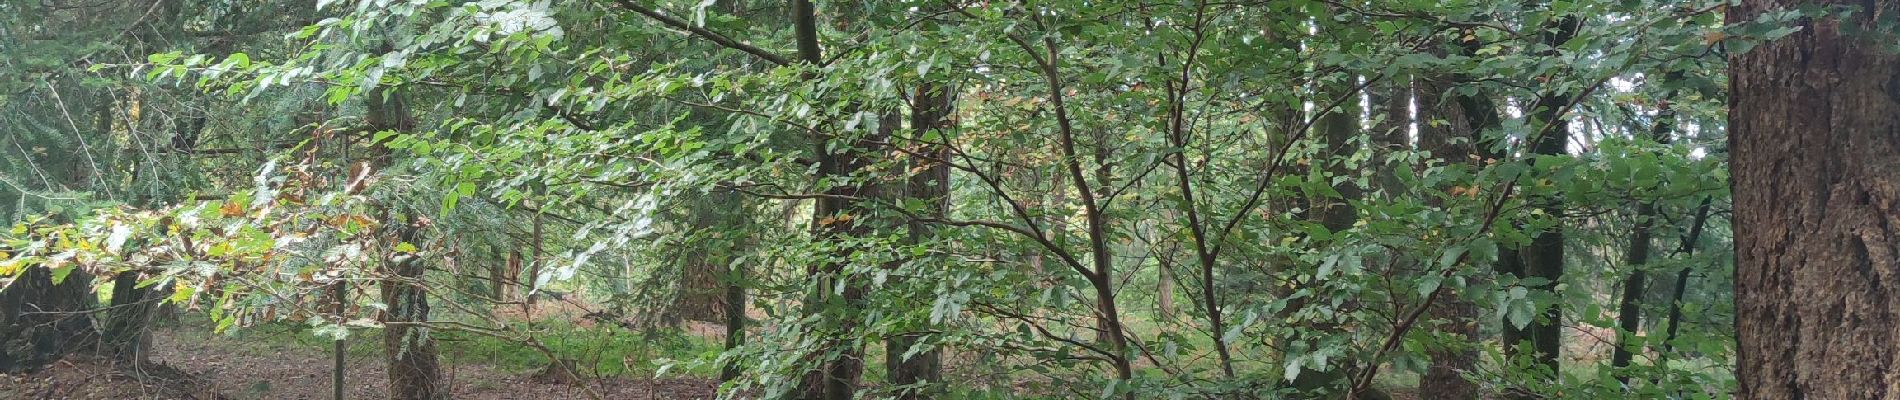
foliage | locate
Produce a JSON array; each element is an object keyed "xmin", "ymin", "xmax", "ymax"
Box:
[{"xmin": 0, "ymin": 0, "xmax": 1767, "ymax": 398}]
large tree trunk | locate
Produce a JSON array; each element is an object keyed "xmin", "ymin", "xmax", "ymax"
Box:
[
  {"xmin": 0, "ymin": 266, "xmax": 96, "ymax": 373},
  {"xmin": 1730, "ymin": 1, "xmax": 1900, "ymax": 398}
]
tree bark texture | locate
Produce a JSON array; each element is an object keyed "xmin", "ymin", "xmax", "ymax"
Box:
[
  {"xmin": 1414, "ymin": 68, "xmax": 1483, "ymax": 400},
  {"xmin": 886, "ymin": 82, "xmax": 952, "ymax": 398},
  {"xmin": 369, "ymin": 82, "xmax": 444, "ymax": 400},
  {"xmin": 0, "ymin": 266, "xmax": 95, "ymax": 373},
  {"xmin": 381, "ymin": 219, "xmax": 444, "ymax": 400},
  {"xmin": 1731, "ymin": 1, "xmax": 1900, "ymax": 398},
  {"xmin": 1512, "ymin": 12, "xmax": 1582, "ymax": 383}
]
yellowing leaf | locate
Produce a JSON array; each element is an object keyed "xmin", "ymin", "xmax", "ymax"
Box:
[{"xmin": 219, "ymin": 200, "xmax": 244, "ymax": 217}]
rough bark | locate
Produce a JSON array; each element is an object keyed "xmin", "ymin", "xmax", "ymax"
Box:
[
  {"xmin": 1414, "ymin": 67, "xmax": 1483, "ymax": 400},
  {"xmin": 674, "ymin": 251, "xmax": 729, "ymax": 323},
  {"xmin": 369, "ymin": 83, "xmax": 444, "ymax": 400},
  {"xmin": 1730, "ymin": 1, "xmax": 1900, "ymax": 398},
  {"xmin": 1515, "ymin": 12, "xmax": 1582, "ymax": 383},
  {"xmin": 886, "ymin": 83, "xmax": 952, "ymax": 398},
  {"xmin": 381, "ymin": 219, "xmax": 443, "ymax": 400},
  {"xmin": 0, "ymin": 266, "xmax": 96, "ymax": 373}
]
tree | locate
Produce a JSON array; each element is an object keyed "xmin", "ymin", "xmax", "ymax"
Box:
[
  {"xmin": 1514, "ymin": 11, "xmax": 1582, "ymax": 382},
  {"xmin": 1415, "ymin": 49, "xmax": 1484, "ymax": 399},
  {"xmin": 368, "ymin": 82, "xmax": 444, "ymax": 399},
  {"xmin": 0, "ymin": 261, "xmax": 95, "ymax": 372},
  {"xmin": 0, "ymin": 0, "xmax": 1754, "ymax": 398},
  {"xmin": 1730, "ymin": 1, "xmax": 1900, "ymax": 398}
]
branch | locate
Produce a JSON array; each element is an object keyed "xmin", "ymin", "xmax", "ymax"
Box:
[{"xmin": 609, "ymin": 0, "xmax": 792, "ymax": 67}]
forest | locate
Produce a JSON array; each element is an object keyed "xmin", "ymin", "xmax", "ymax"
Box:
[{"xmin": 0, "ymin": 0, "xmax": 1895, "ymax": 399}]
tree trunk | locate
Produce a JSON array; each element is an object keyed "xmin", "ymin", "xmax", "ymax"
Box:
[
  {"xmin": 0, "ymin": 266, "xmax": 96, "ymax": 373},
  {"xmin": 1611, "ymin": 71, "xmax": 1682, "ymax": 383},
  {"xmin": 1609, "ymin": 202, "xmax": 1653, "ymax": 382},
  {"xmin": 887, "ymin": 82, "xmax": 952, "ymax": 398},
  {"xmin": 1730, "ymin": 1, "xmax": 1900, "ymax": 398},
  {"xmin": 97, "ymin": 271, "xmax": 160, "ymax": 365},
  {"xmin": 523, "ymin": 203, "xmax": 545, "ymax": 313},
  {"xmin": 790, "ymin": 2, "xmax": 873, "ymax": 396},
  {"xmin": 381, "ymin": 219, "xmax": 443, "ymax": 400},
  {"xmin": 1414, "ymin": 67, "xmax": 1483, "ymax": 399},
  {"xmin": 1157, "ymin": 257, "xmax": 1176, "ymax": 322},
  {"xmin": 720, "ymin": 256, "xmax": 747, "ymax": 383},
  {"xmin": 1515, "ymin": 12, "xmax": 1582, "ymax": 384},
  {"xmin": 675, "ymin": 252, "xmax": 729, "ymax": 324},
  {"xmin": 497, "ymin": 250, "xmax": 519, "ymax": 301},
  {"xmin": 1655, "ymin": 197, "xmax": 1710, "ymax": 369},
  {"xmin": 368, "ymin": 81, "xmax": 443, "ymax": 400}
]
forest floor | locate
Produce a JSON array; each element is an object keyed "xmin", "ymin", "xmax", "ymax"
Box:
[{"xmin": 0, "ymin": 324, "xmax": 718, "ymax": 400}]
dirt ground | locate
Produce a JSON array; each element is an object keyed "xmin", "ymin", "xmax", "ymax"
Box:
[{"xmin": 0, "ymin": 327, "xmax": 718, "ymax": 400}]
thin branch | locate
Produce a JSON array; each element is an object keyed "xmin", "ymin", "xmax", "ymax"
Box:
[{"xmin": 609, "ymin": 0, "xmax": 792, "ymax": 67}]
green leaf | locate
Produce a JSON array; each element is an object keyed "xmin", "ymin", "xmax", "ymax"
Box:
[
  {"xmin": 1507, "ymin": 299, "xmax": 1534, "ymax": 329},
  {"xmin": 1417, "ymin": 275, "xmax": 1442, "ymax": 297}
]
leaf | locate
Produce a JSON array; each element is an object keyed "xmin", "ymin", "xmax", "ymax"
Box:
[
  {"xmin": 225, "ymin": 53, "xmax": 251, "ymax": 68},
  {"xmin": 1507, "ymin": 300, "xmax": 1534, "ymax": 329},
  {"xmin": 219, "ymin": 200, "xmax": 245, "ymax": 217},
  {"xmin": 105, "ymin": 223, "xmax": 132, "ymax": 254},
  {"xmin": 49, "ymin": 264, "xmax": 73, "ymax": 284},
  {"xmin": 1416, "ymin": 275, "xmax": 1442, "ymax": 297}
]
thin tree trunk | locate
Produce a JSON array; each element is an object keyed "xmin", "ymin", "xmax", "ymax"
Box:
[
  {"xmin": 1609, "ymin": 202, "xmax": 1653, "ymax": 382},
  {"xmin": 333, "ymin": 281, "xmax": 348, "ymax": 400},
  {"xmin": 720, "ymin": 253, "xmax": 747, "ymax": 383},
  {"xmin": 1655, "ymin": 197, "xmax": 1710, "ymax": 367},
  {"xmin": 1611, "ymin": 71, "xmax": 1682, "ymax": 383},
  {"xmin": 523, "ymin": 203, "xmax": 544, "ymax": 313},
  {"xmin": 789, "ymin": 2, "xmax": 874, "ymax": 397},
  {"xmin": 1730, "ymin": 1, "xmax": 1900, "ymax": 397},
  {"xmin": 368, "ymin": 80, "xmax": 443, "ymax": 400},
  {"xmin": 1157, "ymin": 257, "xmax": 1176, "ymax": 322},
  {"xmin": 495, "ymin": 251, "xmax": 516, "ymax": 300},
  {"xmin": 1515, "ymin": 12, "xmax": 1582, "ymax": 384}
]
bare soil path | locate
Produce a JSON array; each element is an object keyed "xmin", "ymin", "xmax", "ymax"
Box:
[{"xmin": 0, "ymin": 327, "xmax": 717, "ymax": 400}]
